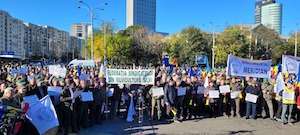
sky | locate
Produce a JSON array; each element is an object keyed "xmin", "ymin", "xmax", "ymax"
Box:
[{"xmin": 0, "ymin": 0, "xmax": 299, "ymax": 36}]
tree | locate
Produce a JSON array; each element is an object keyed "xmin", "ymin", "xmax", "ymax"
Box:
[
  {"xmin": 164, "ymin": 26, "xmax": 211, "ymax": 65},
  {"xmin": 215, "ymin": 26, "xmax": 249, "ymax": 66}
]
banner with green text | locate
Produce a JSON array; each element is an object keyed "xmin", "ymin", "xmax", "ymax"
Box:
[{"xmin": 106, "ymin": 69, "xmax": 155, "ymax": 85}]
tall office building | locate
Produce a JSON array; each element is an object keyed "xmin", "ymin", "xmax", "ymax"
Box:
[
  {"xmin": 255, "ymin": 0, "xmax": 276, "ymax": 24},
  {"xmin": 261, "ymin": 3, "xmax": 282, "ymax": 34},
  {"xmin": 126, "ymin": 0, "xmax": 156, "ymax": 32},
  {"xmin": 0, "ymin": 10, "xmax": 25, "ymax": 59},
  {"xmin": 255, "ymin": 0, "xmax": 282, "ymax": 34}
]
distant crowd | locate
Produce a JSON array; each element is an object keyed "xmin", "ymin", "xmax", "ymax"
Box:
[{"xmin": 0, "ymin": 62, "xmax": 300, "ymax": 135}]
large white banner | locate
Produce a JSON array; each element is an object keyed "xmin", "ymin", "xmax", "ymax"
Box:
[
  {"xmin": 107, "ymin": 69, "xmax": 155, "ymax": 85},
  {"xmin": 282, "ymin": 55, "xmax": 300, "ymax": 74},
  {"xmin": 227, "ymin": 55, "xmax": 272, "ymax": 78}
]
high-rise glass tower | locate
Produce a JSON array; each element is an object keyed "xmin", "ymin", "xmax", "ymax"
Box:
[
  {"xmin": 126, "ymin": 0, "xmax": 156, "ymax": 32},
  {"xmin": 255, "ymin": 0, "xmax": 282, "ymax": 34}
]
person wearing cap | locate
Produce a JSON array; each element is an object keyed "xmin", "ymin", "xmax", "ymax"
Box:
[{"xmin": 281, "ymin": 80, "xmax": 296, "ymax": 125}]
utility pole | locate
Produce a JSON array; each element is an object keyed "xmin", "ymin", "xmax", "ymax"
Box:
[
  {"xmin": 295, "ymin": 30, "xmax": 298, "ymax": 57},
  {"xmin": 249, "ymin": 31, "xmax": 252, "ymax": 59},
  {"xmin": 212, "ymin": 31, "xmax": 215, "ymax": 69}
]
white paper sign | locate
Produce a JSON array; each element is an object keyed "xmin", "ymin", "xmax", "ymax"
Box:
[
  {"xmin": 48, "ymin": 65, "xmax": 66, "ymax": 78},
  {"xmin": 47, "ymin": 86, "xmax": 63, "ymax": 96},
  {"xmin": 230, "ymin": 91, "xmax": 240, "ymax": 99},
  {"xmin": 107, "ymin": 88, "xmax": 114, "ymax": 97},
  {"xmin": 245, "ymin": 93, "xmax": 258, "ymax": 103},
  {"xmin": 209, "ymin": 90, "xmax": 220, "ymax": 98},
  {"xmin": 152, "ymin": 87, "xmax": 164, "ymax": 97},
  {"xmin": 177, "ymin": 87, "xmax": 186, "ymax": 96},
  {"xmin": 219, "ymin": 85, "xmax": 231, "ymax": 93},
  {"xmin": 197, "ymin": 86, "xmax": 205, "ymax": 94},
  {"xmin": 282, "ymin": 92, "xmax": 295, "ymax": 100},
  {"xmin": 80, "ymin": 92, "xmax": 94, "ymax": 102}
]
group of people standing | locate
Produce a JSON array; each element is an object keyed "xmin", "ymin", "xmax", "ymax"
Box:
[{"xmin": 1, "ymin": 63, "xmax": 300, "ymax": 135}]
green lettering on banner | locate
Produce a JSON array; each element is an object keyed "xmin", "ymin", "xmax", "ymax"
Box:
[{"xmin": 107, "ymin": 69, "xmax": 154, "ymax": 84}]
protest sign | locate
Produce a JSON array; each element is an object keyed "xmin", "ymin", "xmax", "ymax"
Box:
[
  {"xmin": 68, "ymin": 59, "xmax": 95, "ymax": 67},
  {"xmin": 197, "ymin": 86, "xmax": 205, "ymax": 94},
  {"xmin": 282, "ymin": 91, "xmax": 295, "ymax": 100},
  {"xmin": 152, "ymin": 87, "xmax": 164, "ymax": 97},
  {"xmin": 47, "ymin": 86, "xmax": 62, "ymax": 96},
  {"xmin": 18, "ymin": 66, "xmax": 28, "ymax": 75},
  {"xmin": 282, "ymin": 55, "xmax": 300, "ymax": 74},
  {"xmin": 230, "ymin": 91, "xmax": 240, "ymax": 99},
  {"xmin": 245, "ymin": 93, "xmax": 258, "ymax": 103},
  {"xmin": 80, "ymin": 92, "xmax": 94, "ymax": 102},
  {"xmin": 219, "ymin": 85, "xmax": 231, "ymax": 93},
  {"xmin": 107, "ymin": 88, "xmax": 114, "ymax": 97},
  {"xmin": 106, "ymin": 69, "xmax": 155, "ymax": 85},
  {"xmin": 177, "ymin": 87, "xmax": 187, "ymax": 96},
  {"xmin": 227, "ymin": 54, "xmax": 272, "ymax": 78},
  {"xmin": 48, "ymin": 65, "xmax": 66, "ymax": 78},
  {"xmin": 209, "ymin": 90, "xmax": 220, "ymax": 98},
  {"xmin": 25, "ymin": 95, "xmax": 59, "ymax": 135}
]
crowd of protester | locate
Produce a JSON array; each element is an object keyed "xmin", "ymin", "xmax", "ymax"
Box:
[{"xmin": 0, "ymin": 62, "xmax": 300, "ymax": 135}]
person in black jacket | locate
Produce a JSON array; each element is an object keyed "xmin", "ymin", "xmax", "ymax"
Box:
[
  {"xmin": 60, "ymin": 80, "xmax": 72, "ymax": 135},
  {"xmin": 245, "ymin": 79, "xmax": 260, "ymax": 119},
  {"xmin": 164, "ymin": 78, "xmax": 178, "ymax": 122}
]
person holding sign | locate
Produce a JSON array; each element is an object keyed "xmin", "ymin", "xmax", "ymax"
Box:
[
  {"xmin": 245, "ymin": 79, "xmax": 260, "ymax": 120},
  {"xmin": 218, "ymin": 79, "xmax": 230, "ymax": 118},
  {"xmin": 229, "ymin": 77, "xmax": 242, "ymax": 118},
  {"xmin": 175, "ymin": 79, "xmax": 186, "ymax": 122},
  {"xmin": 205, "ymin": 81, "xmax": 219, "ymax": 118},
  {"xmin": 281, "ymin": 81, "xmax": 296, "ymax": 125},
  {"xmin": 195, "ymin": 78, "xmax": 205, "ymax": 117},
  {"xmin": 150, "ymin": 80, "xmax": 164, "ymax": 120},
  {"xmin": 78, "ymin": 80, "xmax": 92, "ymax": 128}
]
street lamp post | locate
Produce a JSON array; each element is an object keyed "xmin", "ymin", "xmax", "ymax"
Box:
[{"xmin": 79, "ymin": 0, "xmax": 94, "ymax": 60}]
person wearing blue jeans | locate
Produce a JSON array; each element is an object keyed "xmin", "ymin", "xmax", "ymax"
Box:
[
  {"xmin": 246, "ymin": 102, "xmax": 257, "ymax": 119},
  {"xmin": 245, "ymin": 79, "xmax": 260, "ymax": 119}
]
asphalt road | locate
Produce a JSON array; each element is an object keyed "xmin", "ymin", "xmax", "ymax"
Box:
[{"xmin": 76, "ymin": 117, "xmax": 300, "ymax": 135}]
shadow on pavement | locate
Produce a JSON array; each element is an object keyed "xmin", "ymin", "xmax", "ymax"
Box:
[{"xmin": 227, "ymin": 130, "xmax": 256, "ymax": 135}]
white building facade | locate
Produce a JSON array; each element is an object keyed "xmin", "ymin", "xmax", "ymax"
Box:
[
  {"xmin": 0, "ymin": 10, "xmax": 25, "ymax": 59},
  {"xmin": 261, "ymin": 3, "xmax": 282, "ymax": 34}
]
